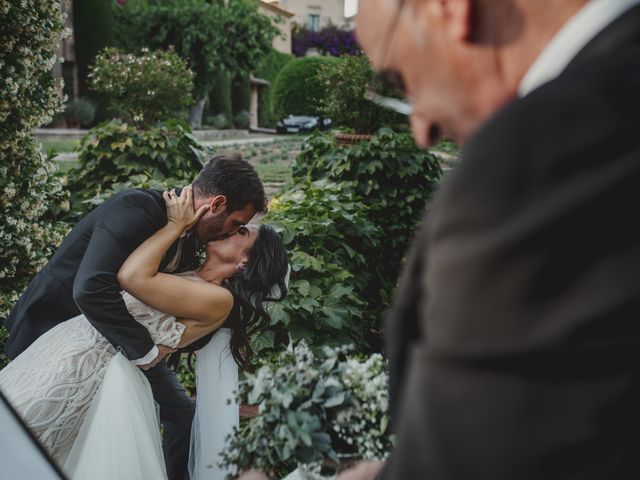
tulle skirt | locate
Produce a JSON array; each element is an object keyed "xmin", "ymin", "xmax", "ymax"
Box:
[{"xmin": 63, "ymin": 352, "xmax": 167, "ymax": 479}]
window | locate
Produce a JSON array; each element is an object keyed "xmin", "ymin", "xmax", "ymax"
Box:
[{"xmin": 307, "ymin": 13, "xmax": 320, "ymax": 31}]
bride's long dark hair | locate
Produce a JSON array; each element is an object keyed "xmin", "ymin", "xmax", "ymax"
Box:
[
  {"xmin": 223, "ymin": 224, "xmax": 289, "ymax": 370},
  {"xmin": 167, "ymin": 224, "xmax": 288, "ymax": 373}
]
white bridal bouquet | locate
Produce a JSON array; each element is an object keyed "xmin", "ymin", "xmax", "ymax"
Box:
[{"xmin": 220, "ymin": 342, "xmax": 394, "ymax": 479}]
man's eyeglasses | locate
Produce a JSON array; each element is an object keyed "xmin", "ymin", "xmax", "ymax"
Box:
[{"xmin": 364, "ymin": 88, "xmax": 413, "ymax": 116}]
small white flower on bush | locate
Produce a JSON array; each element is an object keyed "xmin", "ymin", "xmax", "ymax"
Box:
[
  {"xmin": 220, "ymin": 341, "xmax": 395, "ymax": 477},
  {"xmin": 89, "ymin": 47, "xmax": 195, "ymax": 127},
  {"xmin": 1, "ymin": 0, "xmax": 70, "ymax": 336}
]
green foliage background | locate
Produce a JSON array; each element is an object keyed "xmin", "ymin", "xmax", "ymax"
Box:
[
  {"xmin": 64, "ymin": 119, "xmax": 210, "ymax": 221},
  {"xmin": 260, "ymin": 180, "xmax": 380, "ymax": 352},
  {"xmin": 255, "ymin": 130, "xmax": 443, "ymax": 356},
  {"xmin": 114, "ymin": 0, "xmax": 278, "ymax": 99},
  {"xmin": 293, "ymin": 129, "xmax": 442, "ymax": 284},
  {"xmin": 208, "ymin": 70, "xmax": 233, "ymax": 126},
  {"xmin": 89, "ymin": 47, "xmax": 195, "ymax": 127},
  {"xmin": 272, "ymin": 56, "xmax": 339, "ymax": 118},
  {"xmin": 317, "ymin": 55, "xmax": 407, "ymax": 134},
  {"xmin": 255, "ymin": 50, "xmax": 294, "ymax": 127}
]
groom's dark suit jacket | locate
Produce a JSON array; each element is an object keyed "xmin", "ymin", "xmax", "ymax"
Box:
[
  {"xmin": 384, "ymin": 7, "xmax": 640, "ymax": 479},
  {"xmin": 4, "ymin": 188, "xmax": 211, "ymax": 361}
]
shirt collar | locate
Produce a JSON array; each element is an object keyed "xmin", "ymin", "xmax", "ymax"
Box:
[{"xmin": 518, "ymin": 0, "xmax": 640, "ymax": 97}]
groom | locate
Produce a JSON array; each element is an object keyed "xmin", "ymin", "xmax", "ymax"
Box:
[{"xmin": 4, "ymin": 153, "xmax": 267, "ymax": 480}]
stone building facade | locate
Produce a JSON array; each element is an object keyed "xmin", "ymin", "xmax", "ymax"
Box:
[
  {"xmin": 263, "ymin": 0, "xmax": 348, "ymax": 31},
  {"xmin": 258, "ymin": 0, "xmax": 295, "ymax": 54}
]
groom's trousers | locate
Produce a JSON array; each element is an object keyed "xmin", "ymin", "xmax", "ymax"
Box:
[{"xmin": 144, "ymin": 362, "xmax": 195, "ymax": 480}]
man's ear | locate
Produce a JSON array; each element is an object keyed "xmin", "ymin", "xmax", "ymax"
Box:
[{"xmin": 209, "ymin": 195, "xmax": 227, "ymax": 215}]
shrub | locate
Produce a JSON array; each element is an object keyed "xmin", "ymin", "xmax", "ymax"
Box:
[
  {"xmin": 272, "ymin": 56, "xmax": 338, "ymax": 118},
  {"xmin": 1, "ymin": 0, "xmax": 70, "ymax": 367},
  {"xmin": 317, "ymin": 55, "xmax": 407, "ymax": 134},
  {"xmin": 65, "ymin": 119, "xmax": 211, "ymax": 220},
  {"xmin": 211, "ymin": 113, "xmax": 231, "ymax": 130},
  {"xmin": 88, "ymin": 47, "xmax": 195, "ymax": 127},
  {"xmin": 255, "ymin": 50, "xmax": 293, "ymax": 127},
  {"xmin": 64, "ymin": 97, "xmax": 96, "ymax": 127},
  {"xmin": 292, "ymin": 129, "xmax": 443, "ymax": 317},
  {"xmin": 234, "ymin": 110, "xmax": 251, "ymax": 130},
  {"xmin": 209, "ymin": 70, "xmax": 233, "ymax": 121},
  {"xmin": 294, "ymin": 129, "xmax": 443, "ymax": 267},
  {"xmin": 221, "ymin": 342, "xmax": 393, "ymax": 476},
  {"xmin": 256, "ymin": 180, "xmax": 380, "ymax": 354},
  {"xmin": 251, "ymin": 130, "xmax": 442, "ymax": 356}
]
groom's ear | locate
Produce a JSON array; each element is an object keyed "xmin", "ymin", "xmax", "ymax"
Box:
[{"xmin": 209, "ymin": 195, "xmax": 228, "ymax": 215}]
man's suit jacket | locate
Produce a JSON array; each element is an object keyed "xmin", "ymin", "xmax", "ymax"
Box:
[
  {"xmin": 4, "ymin": 188, "xmax": 210, "ymax": 361},
  {"xmin": 384, "ymin": 6, "xmax": 640, "ymax": 479}
]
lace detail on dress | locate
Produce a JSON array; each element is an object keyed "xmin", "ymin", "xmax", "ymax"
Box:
[
  {"xmin": 0, "ymin": 316, "xmax": 114, "ymax": 464},
  {"xmin": 122, "ymin": 291, "xmax": 186, "ymax": 348},
  {"xmin": 0, "ymin": 272, "xmax": 203, "ymax": 466}
]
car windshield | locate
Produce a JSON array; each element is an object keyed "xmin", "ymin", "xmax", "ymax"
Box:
[{"xmin": 286, "ymin": 116, "xmax": 314, "ymax": 123}]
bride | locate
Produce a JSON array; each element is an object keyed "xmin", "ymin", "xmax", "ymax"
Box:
[{"xmin": 0, "ymin": 186, "xmax": 289, "ymax": 479}]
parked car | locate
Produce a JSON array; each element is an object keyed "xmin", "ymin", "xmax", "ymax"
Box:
[{"xmin": 276, "ymin": 115, "xmax": 332, "ymax": 134}]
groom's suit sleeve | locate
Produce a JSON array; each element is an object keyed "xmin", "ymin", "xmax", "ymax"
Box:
[{"xmin": 72, "ymin": 191, "xmax": 166, "ymax": 362}]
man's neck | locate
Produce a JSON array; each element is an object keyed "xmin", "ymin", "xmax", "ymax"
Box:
[
  {"xmin": 492, "ymin": 0, "xmax": 589, "ymax": 95},
  {"xmin": 518, "ymin": 0, "xmax": 640, "ymax": 96}
]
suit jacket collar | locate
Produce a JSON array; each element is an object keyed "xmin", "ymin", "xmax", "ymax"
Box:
[
  {"xmin": 566, "ymin": 3, "xmax": 640, "ymax": 71},
  {"xmin": 519, "ymin": 0, "xmax": 640, "ymax": 97}
]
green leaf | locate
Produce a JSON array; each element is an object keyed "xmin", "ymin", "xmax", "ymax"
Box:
[
  {"xmin": 253, "ymin": 330, "xmax": 275, "ymax": 351},
  {"xmin": 321, "ymin": 306, "xmax": 346, "ymax": 329},
  {"xmin": 323, "ymin": 392, "xmax": 346, "ymax": 408},
  {"xmin": 294, "ymin": 279, "xmax": 311, "ymax": 296},
  {"xmin": 298, "ymin": 297, "xmax": 320, "ymax": 313}
]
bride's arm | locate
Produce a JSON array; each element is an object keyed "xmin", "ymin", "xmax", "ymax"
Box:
[
  {"xmin": 174, "ymin": 315, "xmax": 229, "ymax": 348},
  {"xmin": 117, "ymin": 187, "xmax": 233, "ymax": 343}
]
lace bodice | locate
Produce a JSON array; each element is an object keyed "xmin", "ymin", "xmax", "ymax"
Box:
[
  {"xmin": 0, "ymin": 270, "xmax": 207, "ymax": 466},
  {"xmin": 121, "ymin": 270, "xmax": 205, "ymax": 348}
]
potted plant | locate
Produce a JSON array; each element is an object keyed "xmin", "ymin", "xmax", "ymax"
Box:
[{"xmin": 220, "ymin": 341, "xmax": 394, "ymax": 479}]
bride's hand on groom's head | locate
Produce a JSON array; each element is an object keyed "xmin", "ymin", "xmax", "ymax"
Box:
[{"xmin": 164, "ymin": 185, "xmax": 209, "ymax": 232}]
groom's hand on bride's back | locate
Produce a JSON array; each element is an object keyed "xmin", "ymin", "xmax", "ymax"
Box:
[{"xmin": 138, "ymin": 344, "xmax": 177, "ymax": 371}]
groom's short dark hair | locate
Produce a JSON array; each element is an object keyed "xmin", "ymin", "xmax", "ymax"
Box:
[{"xmin": 193, "ymin": 153, "xmax": 267, "ymax": 214}]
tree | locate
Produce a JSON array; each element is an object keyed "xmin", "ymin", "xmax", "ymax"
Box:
[
  {"xmin": 114, "ymin": 0, "xmax": 278, "ymax": 127},
  {"xmin": 88, "ymin": 47, "xmax": 195, "ymax": 127},
  {"xmin": 73, "ymin": 0, "xmax": 115, "ymax": 121}
]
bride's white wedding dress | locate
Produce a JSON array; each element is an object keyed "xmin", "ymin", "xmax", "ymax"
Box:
[{"xmin": 0, "ymin": 271, "xmax": 238, "ymax": 480}]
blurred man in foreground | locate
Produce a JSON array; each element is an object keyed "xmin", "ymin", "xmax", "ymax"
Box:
[{"xmin": 342, "ymin": 0, "xmax": 640, "ymax": 478}]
